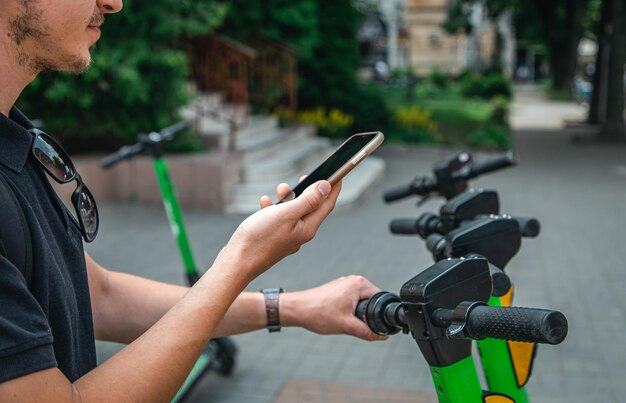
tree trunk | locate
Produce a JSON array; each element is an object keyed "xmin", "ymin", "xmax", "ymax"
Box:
[
  {"xmin": 548, "ymin": 0, "xmax": 587, "ymax": 94},
  {"xmin": 587, "ymin": 0, "xmax": 610, "ymax": 125},
  {"xmin": 601, "ymin": 0, "xmax": 626, "ymax": 139}
]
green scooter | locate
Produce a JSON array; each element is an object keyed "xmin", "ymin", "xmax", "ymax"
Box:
[{"xmin": 101, "ymin": 121, "xmax": 237, "ymax": 402}]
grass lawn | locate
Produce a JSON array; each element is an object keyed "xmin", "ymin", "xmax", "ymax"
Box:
[
  {"xmin": 372, "ymin": 83, "xmax": 496, "ymax": 146},
  {"xmin": 422, "ymin": 98, "xmax": 492, "ymax": 144}
]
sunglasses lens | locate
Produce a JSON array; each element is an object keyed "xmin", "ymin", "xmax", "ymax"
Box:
[
  {"xmin": 75, "ymin": 185, "xmax": 99, "ymax": 242},
  {"xmin": 32, "ymin": 134, "xmax": 74, "ymax": 182}
]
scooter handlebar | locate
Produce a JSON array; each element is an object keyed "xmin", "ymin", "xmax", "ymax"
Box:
[
  {"xmin": 389, "ymin": 218, "xmax": 420, "ymax": 235},
  {"xmin": 100, "ymin": 143, "xmax": 144, "ymax": 169},
  {"xmin": 467, "ymin": 152, "xmax": 516, "ymax": 179},
  {"xmin": 383, "ymin": 184, "xmax": 415, "ymax": 203},
  {"xmin": 513, "ymin": 216, "xmax": 541, "ymax": 238},
  {"xmin": 159, "ymin": 120, "xmax": 190, "ymax": 141},
  {"xmin": 383, "ymin": 177, "xmax": 437, "ymax": 203},
  {"xmin": 465, "ymin": 305, "xmax": 568, "ymax": 345}
]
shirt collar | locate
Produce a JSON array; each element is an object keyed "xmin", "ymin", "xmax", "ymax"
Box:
[{"xmin": 0, "ymin": 107, "xmax": 35, "ymax": 173}]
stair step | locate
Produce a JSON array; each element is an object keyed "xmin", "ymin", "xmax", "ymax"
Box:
[
  {"xmin": 243, "ymin": 139, "xmax": 332, "ymax": 182},
  {"xmin": 242, "ymin": 126, "xmax": 315, "ymax": 162},
  {"xmin": 237, "ymin": 115, "xmax": 279, "ymax": 141}
]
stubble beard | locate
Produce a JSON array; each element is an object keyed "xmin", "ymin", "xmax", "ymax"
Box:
[{"xmin": 10, "ymin": 1, "xmax": 93, "ymax": 75}]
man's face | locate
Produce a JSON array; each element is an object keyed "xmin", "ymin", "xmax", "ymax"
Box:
[{"xmin": 8, "ymin": 0, "xmax": 123, "ymax": 74}]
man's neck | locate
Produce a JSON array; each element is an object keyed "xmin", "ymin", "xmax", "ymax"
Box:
[{"xmin": 0, "ymin": 30, "xmax": 38, "ymax": 116}]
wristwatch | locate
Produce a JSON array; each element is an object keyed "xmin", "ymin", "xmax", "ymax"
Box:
[{"xmin": 260, "ymin": 288, "xmax": 284, "ymax": 333}]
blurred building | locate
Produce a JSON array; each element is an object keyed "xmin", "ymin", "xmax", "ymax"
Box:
[
  {"xmin": 356, "ymin": 0, "xmax": 516, "ymax": 79},
  {"xmin": 405, "ymin": 0, "xmax": 465, "ymax": 76},
  {"xmin": 357, "ymin": 0, "xmax": 410, "ymax": 80}
]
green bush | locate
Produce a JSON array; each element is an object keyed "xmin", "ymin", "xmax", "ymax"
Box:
[
  {"xmin": 274, "ymin": 107, "xmax": 353, "ymax": 139},
  {"xmin": 468, "ymin": 95, "xmax": 511, "ymax": 150},
  {"xmin": 469, "ymin": 125, "xmax": 511, "ymax": 150},
  {"xmin": 414, "ymin": 81, "xmax": 448, "ymax": 99},
  {"xmin": 489, "ymin": 96, "xmax": 510, "ymax": 126},
  {"xmin": 340, "ymin": 85, "xmax": 390, "ymax": 135},
  {"xmin": 17, "ymin": 1, "xmax": 227, "ymax": 154},
  {"xmin": 429, "ymin": 68, "xmax": 449, "ymax": 89},
  {"xmin": 460, "ymin": 73, "xmax": 512, "ymax": 100},
  {"xmin": 483, "ymin": 74, "xmax": 512, "ymax": 99},
  {"xmin": 460, "ymin": 74, "xmax": 487, "ymax": 98},
  {"xmin": 390, "ymin": 66, "xmax": 417, "ymax": 82}
]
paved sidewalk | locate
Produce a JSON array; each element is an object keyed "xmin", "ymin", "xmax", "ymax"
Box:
[{"xmin": 89, "ymin": 86, "xmax": 626, "ymax": 402}]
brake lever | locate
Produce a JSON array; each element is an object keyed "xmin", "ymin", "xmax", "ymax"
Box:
[{"xmin": 417, "ymin": 195, "xmax": 432, "ymax": 207}]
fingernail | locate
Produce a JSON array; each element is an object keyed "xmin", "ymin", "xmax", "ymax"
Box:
[{"xmin": 317, "ymin": 181, "xmax": 331, "ymax": 197}]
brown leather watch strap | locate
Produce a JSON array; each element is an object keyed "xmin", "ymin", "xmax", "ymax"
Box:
[{"xmin": 260, "ymin": 288, "xmax": 284, "ymax": 333}]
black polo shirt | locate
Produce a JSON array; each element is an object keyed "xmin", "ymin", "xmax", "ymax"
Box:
[{"xmin": 0, "ymin": 108, "xmax": 96, "ymax": 382}]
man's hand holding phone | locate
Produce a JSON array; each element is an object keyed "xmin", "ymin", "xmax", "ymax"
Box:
[
  {"xmin": 274, "ymin": 132, "xmax": 384, "ymax": 204},
  {"xmin": 259, "ymin": 177, "xmax": 342, "ymax": 210}
]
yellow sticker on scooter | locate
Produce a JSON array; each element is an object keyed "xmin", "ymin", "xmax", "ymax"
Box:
[
  {"xmin": 507, "ymin": 341, "xmax": 537, "ymax": 387},
  {"xmin": 483, "ymin": 392, "xmax": 515, "ymax": 402},
  {"xmin": 499, "ymin": 285, "xmax": 538, "ymax": 386},
  {"xmin": 500, "ymin": 288, "xmax": 514, "ymax": 307}
]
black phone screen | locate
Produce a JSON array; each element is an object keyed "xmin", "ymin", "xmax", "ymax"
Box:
[{"xmin": 283, "ymin": 132, "xmax": 379, "ymax": 200}]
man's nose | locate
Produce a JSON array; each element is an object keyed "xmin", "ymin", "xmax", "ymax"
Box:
[{"xmin": 96, "ymin": 0, "xmax": 123, "ymax": 14}]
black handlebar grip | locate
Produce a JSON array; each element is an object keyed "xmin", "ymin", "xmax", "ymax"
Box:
[
  {"xmin": 160, "ymin": 120, "xmax": 191, "ymax": 141},
  {"xmin": 426, "ymin": 234, "xmax": 445, "ymax": 255},
  {"xmin": 389, "ymin": 218, "xmax": 420, "ymax": 235},
  {"xmin": 355, "ymin": 299, "xmax": 368, "ymax": 322},
  {"xmin": 100, "ymin": 144, "xmax": 143, "ymax": 169},
  {"xmin": 513, "ymin": 216, "xmax": 541, "ymax": 238},
  {"xmin": 101, "ymin": 149, "xmax": 129, "ymax": 169},
  {"xmin": 465, "ymin": 306, "xmax": 568, "ymax": 345},
  {"xmin": 488, "ymin": 264, "xmax": 512, "ymax": 297},
  {"xmin": 469, "ymin": 152, "xmax": 516, "ymax": 179},
  {"xmin": 383, "ymin": 184, "xmax": 414, "ymax": 203}
]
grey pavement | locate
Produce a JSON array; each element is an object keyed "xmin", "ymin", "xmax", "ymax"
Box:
[{"xmin": 88, "ymin": 86, "xmax": 626, "ymax": 402}]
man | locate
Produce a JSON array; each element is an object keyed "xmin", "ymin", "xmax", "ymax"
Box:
[{"xmin": 0, "ymin": 0, "xmax": 385, "ymax": 400}]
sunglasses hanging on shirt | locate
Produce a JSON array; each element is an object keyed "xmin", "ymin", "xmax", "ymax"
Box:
[{"xmin": 29, "ymin": 128, "xmax": 99, "ymax": 243}]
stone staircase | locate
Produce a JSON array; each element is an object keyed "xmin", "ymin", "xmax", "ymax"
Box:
[{"xmin": 189, "ymin": 100, "xmax": 386, "ymax": 214}]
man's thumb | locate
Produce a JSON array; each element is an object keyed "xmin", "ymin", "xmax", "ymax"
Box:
[{"xmin": 287, "ymin": 180, "xmax": 331, "ymax": 217}]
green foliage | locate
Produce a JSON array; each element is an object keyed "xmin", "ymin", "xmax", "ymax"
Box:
[
  {"xmin": 468, "ymin": 96, "xmax": 512, "ymax": 150},
  {"xmin": 489, "ymin": 96, "xmax": 510, "ymax": 126},
  {"xmin": 460, "ymin": 73, "xmax": 512, "ymax": 100},
  {"xmin": 469, "ymin": 124, "xmax": 511, "ymax": 150},
  {"xmin": 460, "ymin": 74, "xmax": 487, "ymax": 98},
  {"xmin": 394, "ymin": 105, "xmax": 439, "ymax": 139},
  {"xmin": 223, "ymin": 0, "xmax": 385, "ymax": 137},
  {"xmin": 414, "ymin": 81, "xmax": 448, "ymax": 99},
  {"xmin": 220, "ymin": 0, "xmax": 318, "ymax": 58},
  {"xmin": 442, "ymin": 0, "xmax": 473, "ymax": 34},
  {"xmin": 359, "ymin": 81, "xmax": 512, "ymax": 149},
  {"xmin": 483, "ymin": 74, "xmax": 513, "ymax": 99},
  {"xmin": 17, "ymin": 0, "xmax": 227, "ymax": 154},
  {"xmin": 340, "ymin": 85, "xmax": 390, "ymax": 135},
  {"xmin": 274, "ymin": 107, "xmax": 353, "ymax": 139},
  {"xmin": 298, "ymin": 0, "xmax": 362, "ymax": 109},
  {"xmin": 429, "ymin": 68, "xmax": 449, "ymax": 89}
]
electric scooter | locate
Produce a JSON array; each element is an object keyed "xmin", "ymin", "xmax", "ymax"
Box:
[{"xmin": 101, "ymin": 121, "xmax": 237, "ymax": 402}]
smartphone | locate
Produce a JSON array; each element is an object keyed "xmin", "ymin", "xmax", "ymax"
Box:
[{"xmin": 279, "ymin": 131, "xmax": 385, "ymax": 203}]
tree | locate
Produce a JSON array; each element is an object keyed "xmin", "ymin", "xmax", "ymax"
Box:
[
  {"xmin": 17, "ymin": 0, "xmax": 227, "ymax": 153},
  {"xmin": 588, "ymin": 0, "xmax": 609, "ymax": 125},
  {"xmin": 529, "ymin": 0, "xmax": 589, "ymax": 93},
  {"xmin": 445, "ymin": 0, "xmax": 590, "ymax": 92},
  {"xmin": 298, "ymin": 0, "xmax": 362, "ymax": 108},
  {"xmin": 220, "ymin": 0, "xmax": 319, "ymax": 58},
  {"xmin": 599, "ymin": 0, "xmax": 626, "ymax": 139}
]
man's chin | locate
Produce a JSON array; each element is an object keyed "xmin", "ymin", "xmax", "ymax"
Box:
[{"xmin": 32, "ymin": 52, "xmax": 92, "ymax": 75}]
